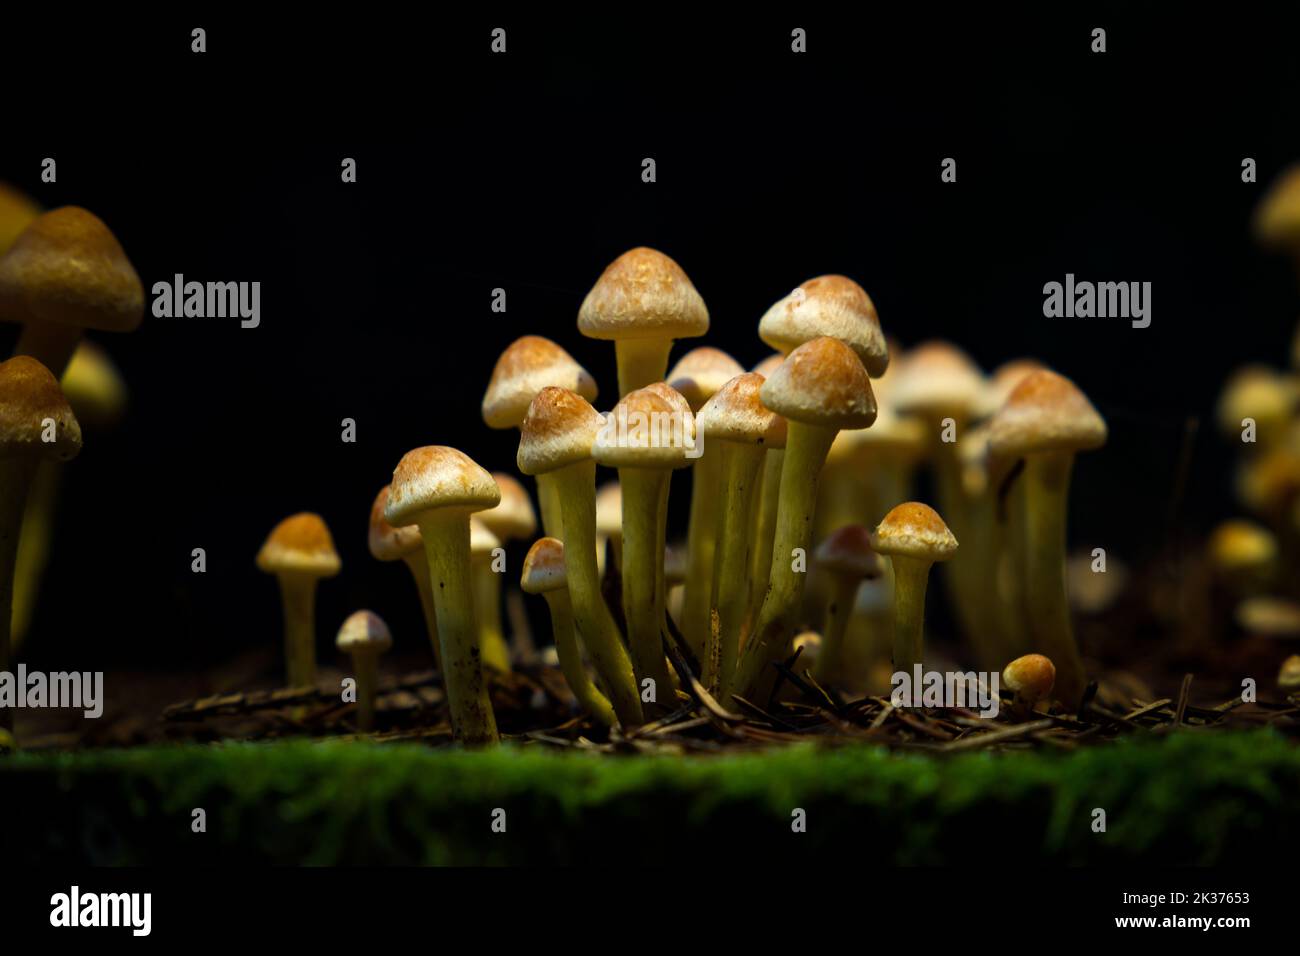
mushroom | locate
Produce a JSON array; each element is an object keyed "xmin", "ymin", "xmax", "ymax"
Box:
[
  {"xmin": 735, "ymin": 337, "xmax": 876, "ymax": 699},
  {"xmin": 1279, "ymin": 654, "xmax": 1300, "ymax": 695},
  {"xmin": 695, "ymin": 372, "xmax": 787, "ymax": 697},
  {"xmin": 336, "ymin": 610, "xmax": 393, "ymax": 732},
  {"xmin": 987, "ymin": 369, "xmax": 1107, "ymax": 709},
  {"xmin": 757, "ymin": 275, "xmax": 889, "ymax": 376},
  {"xmin": 1215, "ymin": 365, "xmax": 1296, "ymax": 454},
  {"xmin": 0, "ymin": 182, "xmax": 40, "ymax": 255},
  {"xmin": 521, "ymin": 537, "xmax": 618, "ymax": 728},
  {"xmin": 482, "ymin": 335, "xmax": 598, "ymax": 539},
  {"xmin": 0, "ymin": 207, "xmax": 145, "ymax": 378},
  {"xmin": 594, "ymin": 480, "xmax": 623, "ymax": 575},
  {"xmin": 1001, "ymin": 653, "xmax": 1056, "ymax": 719},
  {"xmin": 0, "ymin": 356, "xmax": 81, "ymax": 735},
  {"xmin": 368, "ymin": 486, "xmax": 440, "ymax": 664},
  {"xmin": 1207, "ymin": 519, "xmax": 1277, "ymax": 597},
  {"xmin": 1254, "ymin": 164, "xmax": 1300, "ymax": 279},
  {"xmin": 577, "ymin": 247, "xmax": 709, "ymax": 396},
  {"xmin": 256, "ymin": 513, "xmax": 342, "ymax": 688},
  {"xmin": 469, "ymin": 518, "xmax": 511, "ymax": 672},
  {"xmin": 517, "ymin": 387, "xmax": 642, "ymax": 725},
  {"xmin": 386, "ymin": 447, "xmax": 501, "ymax": 746},
  {"xmin": 667, "ymin": 346, "xmax": 744, "ymax": 659},
  {"xmin": 592, "ymin": 383, "xmax": 696, "ymax": 704},
  {"xmin": 811, "ymin": 526, "xmax": 886, "ymax": 689},
  {"xmin": 869, "ymin": 502, "xmax": 958, "ymax": 674}
]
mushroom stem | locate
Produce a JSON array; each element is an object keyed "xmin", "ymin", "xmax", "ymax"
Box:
[
  {"xmin": 10, "ymin": 461, "xmax": 60, "ymax": 650},
  {"xmin": 549, "ymin": 461, "xmax": 644, "ymax": 725},
  {"xmin": 711, "ymin": 442, "xmax": 765, "ymax": 698},
  {"xmin": 13, "ymin": 322, "xmax": 81, "ymax": 380},
  {"xmin": 749, "ymin": 449, "xmax": 784, "ymax": 608},
  {"xmin": 0, "ymin": 458, "xmax": 37, "ymax": 734},
  {"xmin": 613, "ymin": 339, "xmax": 674, "ymax": 397},
  {"xmin": 400, "ymin": 552, "xmax": 441, "ymax": 668},
  {"xmin": 277, "ymin": 572, "xmax": 320, "ymax": 687},
  {"xmin": 350, "ymin": 650, "xmax": 380, "ymax": 732},
  {"xmin": 889, "ymin": 556, "xmax": 932, "ymax": 673},
  {"xmin": 619, "ymin": 466, "xmax": 675, "ymax": 704},
  {"xmin": 535, "ymin": 472, "xmax": 564, "ymax": 540},
  {"xmin": 414, "ymin": 510, "xmax": 499, "ymax": 746},
  {"xmin": 735, "ymin": 423, "xmax": 836, "ymax": 699},
  {"xmin": 1021, "ymin": 451, "xmax": 1088, "ymax": 708},
  {"xmin": 472, "ymin": 560, "xmax": 512, "ymax": 672},
  {"xmin": 542, "ymin": 586, "xmax": 618, "ymax": 728},
  {"xmin": 681, "ymin": 451, "xmax": 722, "ymax": 660},
  {"xmin": 814, "ymin": 575, "xmax": 860, "ymax": 687}
]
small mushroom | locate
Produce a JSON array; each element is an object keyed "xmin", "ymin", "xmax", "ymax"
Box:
[
  {"xmin": 0, "ymin": 356, "xmax": 82, "ymax": 735},
  {"xmin": 521, "ymin": 537, "xmax": 618, "ymax": 728},
  {"xmin": 870, "ymin": 502, "xmax": 958, "ymax": 674},
  {"xmin": 368, "ymin": 486, "xmax": 439, "ymax": 665},
  {"xmin": 336, "ymin": 610, "xmax": 393, "ymax": 732},
  {"xmin": 1279, "ymin": 655, "xmax": 1300, "ymax": 695},
  {"xmin": 577, "ymin": 247, "xmax": 709, "ymax": 396},
  {"xmin": 1215, "ymin": 365, "xmax": 1296, "ymax": 453},
  {"xmin": 0, "ymin": 207, "xmax": 145, "ymax": 377},
  {"xmin": 1207, "ymin": 519, "xmax": 1277, "ymax": 597},
  {"xmin": 757, "ymin": 275, "xmax": 889, "ymax": 376},
  {"xmin": 812, "ymin": 526, "xmax": 886, "ymax": 689},
  {"xmin": 1001, "ymin": 653, "xmax": 1056, "ymax": 719},
  {"xmin": 518, "ymin": 387, "xmax": 643, "ymax": 725},
  {"xmin": 256, "ymin": 513, "xmax": 342, "ymax": 689}
]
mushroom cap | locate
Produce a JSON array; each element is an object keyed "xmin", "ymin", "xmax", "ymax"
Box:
[
  {"xmin": 0, "ymin": 355, "xmax": 82, "ymax": 461},
  {"xmin": 0, "ymin": 183, "xmax": 40, "ymax": 255},
  {"xmin": 760, "ymin": 336, "xmax": 876, "ymax": 430},
  {"xmin": 751, "ymin": 353, "xmax": 784, "ymax": 378},
  {"xmin": 1279, "ymin": 654, "xmax": 1300, "ymax": 691},
  {"xmin": 889, "ymin": 341, "xmax": 986, "ymax": 420},
  {"xmin": 257, "ymin": 512, "xmax": 342, "ymax": 577},
  {"xmin": 517, "ymin": 386, "xmax": 606, "ymax": 476},
  {"xmin": 758, "ymin": 275, "xmax": 889, "ymax": 376},
  {"xmin": 815, "ymin": 525, "xmax": 885, "ymax": 579},
  {"xmin": 696, "ymin": 372, "xmax": 787, "ymax": 448},
  {"xmin": 870, "ymin": 502, "xmax": 958, "ymax": 561},
  {"xmin": 577, "ymin": 247, "xmax": 709, "ymax": 342},
  {"xmin": 1207, "ymin": 520, "xmax": 1277, "ymax": 574},
  {"xmin": 987, "ymin": 369, "xmax": 1108, "ymax": 459},
  {"xmin": 666, "ymin": 346, "xmax": 745, "ymax": 412},
  {"xmin": 386, "ymin": 446, "xmax": 500, "ymax": 526},
  {"xmin": 1255, "ymin": 165, "xmax": 1300, "ymax": 249},
  {"xmin": 1002, "ymin": 653, "xmax": 1056, "ymax": 703},
  {"xmin": 1237, "ymin": 448, "xmax": 1300, "ymax": 515},
  {"xmin": 482, "ymin": 335, "xmax": 598, "ymax": 430},
  {"xmin": 368, "ymin": 485, "xmax": 423, "ymax": 561},
  {"xmin": 469, "ymin": 517, "xmax": 501, "ymax": 557},
  {"xmin": 595, "ymin": 481, "xmax": 623, "ymax": 537},
  {"xmin": 1215, "ymin": 365, "xmax": 1297, "ymax": 438},
  {"xmin": 591, "ymin": 384, "xmax": 697, "ymax": 470},
  {"xmin": 0, "ymin": 207, "xmax": 144, "ymax": 333},
  {"xmin": 336, "ymin": 610, "xmax": 393, "ymax": 654},
  {"xmin": 61, "ymin": 341, "xmax": 127, "ymax": 427},
  {"xmin": 479, "ymin": 472, "xmax": 538, "ymax": 541},
  {"xmin": 520, "ymin": 536, "xmax": 567, "ymax": 594},
  {"xmin": 979, "ymin": 358, "xmax": 1047, "ymax": 419}
]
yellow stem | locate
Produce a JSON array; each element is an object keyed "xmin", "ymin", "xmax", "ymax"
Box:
[
  {"xmin": 813, "ymin": 575, "xmax": 859, "ymax": 687},
  {"xmin": 545, "ymin": 588, "xmax": 618, "ymax": 727},
  {"xmin": 351, "ymin": 651, "xmax": 379, "ymax": 732},
  {"xmin": 613, "ymin": 338, "xmax": 673, "ymax": 397},
  {"xmin": 278, "ymin": 572, "xmax": 319, "ymax": 688},
  {"xmin": 748, "ymin": 449, "xmax": 784, "ymax": 611},
  {"xmin": 890, "ymin": 556, "xmax": 932, "ymax": 673},
  {"xmin": 0, "ymin": 457, "xmax": 37, "ymax": 735},
  {"xmin": 619, "ymin": 467, "xmax": 675, "ymax": 706},
  {"xmin": 712, "ymin": 442, "xmax": 765, "ymax": 699},
  {"xmin": 401, "ymin": 551, "xmax": 441, "ymax": 668},
  {"xmin": 680, "ymin": 451, "xmax": 722, "ymax": 660},
  {"xmin": 473, "ymin": 558, "xmax": 512, "ymax": 672},
  {"xmin": 536, "ymin": 472, "xmax": 564, "ymax": 541}
]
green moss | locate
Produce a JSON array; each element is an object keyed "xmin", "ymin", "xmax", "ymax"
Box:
[{"xmin": 2, "ymin": 729, "xmax": 1297, "ymax": 864}]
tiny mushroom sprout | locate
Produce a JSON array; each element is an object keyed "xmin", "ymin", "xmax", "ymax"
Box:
[
  {"xmin": 336, "ymin": 610, "xmax": 393, "ymax": 732},
  {"xmin": 521, "ymin": 536, "xmax": 618, "ymax": 728},
  {"xmin": 0, "ymin": 207, "xmax": 145, "ymax": 378},
  {"xmin": 482, "ymin": 335, "xmax": 599, "ymax": 538},
  {"xmin": 1279, "ymin": 655, "xmax": 1300, "ymax": 695},
  {"xmin": 869, "ymin": 502, "xmax": 958, "ymax": 674},
  {"xmin": 386, "ymin": 446, "xmax": 501, "ymax": 747},
  {"xmin": 256, "ymin": 512, "xmax": 342, "ymax": 689},
  {"xmin": 667, "ymin": 346, "xmax": 745, "ymax": 660},
  {"xmin": 469, "ymin": 518, "xmax": 510, "ymax": 672},
  {"xmin": 758, "ymin": 275, "xmax": 889, "ymax": 376},
  {"xmin": 517, "ymin": 387, "xmax": 643, "ymax": 725},
  {"xmin": 695, "ymin": 371, "xmax": 788, "ymax": 697},
  {"xmin": 735, "ymin": 336, "xmax": 876, "ymax": 700},
  {"xmin": 592, "ymin": 383, "xmax": 697, "ymax": 706},
  {"xmin": 812, "ymin": 526, "xmax": 886, "ymax": 689},
  {"xmin": 987, "ymin": 369, "xmax": 1107, "ymax": 710},
  {"xmin": 368, "ymin": 485, "xmax": 439, "ymax": 664},
  {"xmin": 577, "ymin": 246, "xmax": 709, "ymax": 397},
  {"xmin": 1001, "ymin": 653, "xmax": 1057, "ymax": 719},
  {"xmin": 0, "ymin": 356, "xmax": 82, "ymax": 736}
]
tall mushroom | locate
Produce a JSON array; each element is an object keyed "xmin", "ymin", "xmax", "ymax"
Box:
[
  {"xmin": 812, "ymin": 526, "xmax": 886, "ymax": 689},
  {"xmin": 870, "ymin": 502, "xmax": 958, "ymax": 673},
  {"xmin": 385, "ymin": 446, "xmax": 501, "ymax": 746},
  {"xmin": 577, "ymin": 247, "xmax": 709, "ymax": 397},
  {"xmin": 668, "ymin": 346, "xmax": 744, "ymax": 660},
  {"xmin": 987, "ymin": 369, "xmax": 1107, "ymax": 709},
  {"xmin": 517, "ymin": 387, "xmax": 643, "ymax": 725},
  {"xmin": 521, "ymin": 536, "xmax": 618, "ymax": 728},
  {"xmin": 0, "ymin": 207, "xmax": 145, "ymax": 378},
  {"xmin": 0, "ymin": 356, "xmax": 81, "ymax": 735},
  {"xmin": 735, "ymin": 337, "xmax": 876, "ymax": 699},
  {"xmin": 482, "ymin": 335, "xmax": 598, "ymax": 539},
  {"xmin": 592, "ymin": 384, "xmax": 696, "ymax": 704},
  {"xmin": 256, "ymin": 513, "xmax": 342, "ymax": 688},
  {"xmin": 368, "ymin": 486, "xmax": 440, "ymax": 666},
  {"xmin": 336, "ymin": 610, "xmax": 393, "ymax": 732},
  {"xmin": 695, "ymin": 372, "xmax": 787, "ymax": 697}
]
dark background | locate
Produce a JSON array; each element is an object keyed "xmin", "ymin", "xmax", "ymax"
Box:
[{"xmin": 4, "ymin": 10, "xmax": 1299, "ymax": 673}]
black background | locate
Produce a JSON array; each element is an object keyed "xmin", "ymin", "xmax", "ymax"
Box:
[{"xmin": 4, "ymin": 10, "xmax": 1299, "ymax": 673}]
